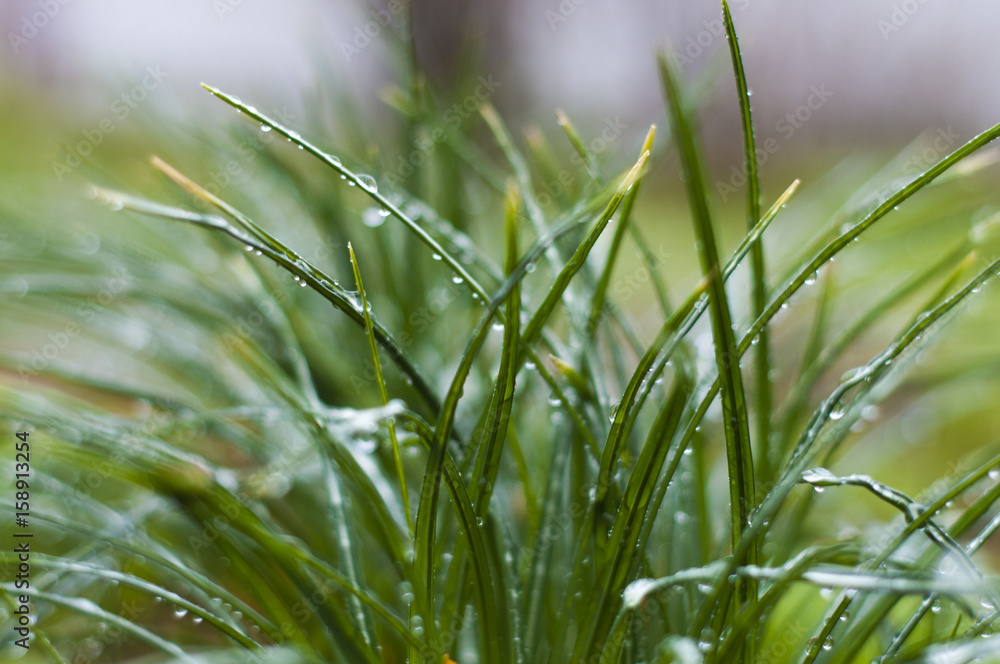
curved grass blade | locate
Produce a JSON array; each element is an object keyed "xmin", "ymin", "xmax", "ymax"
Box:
[
  {"xmin": 658, "ymin": 52, "xmax": 758, "ymax": 619},
  {"xmin": 437, "ymin": 182, "xmax": 523, "ymax": 653},
  {"xmin": 576, "ymin": 379, "xmax": 691, "ymax": 662},
  {"xmin": 520, "ymin": 149, "xmax": 649, "ymax": 352},
  {"xmin": 0, "ymin": 555, "xmax": 262, "ymax": 650},
  {"xmin": 350, "ymin": 243, "xmax": 414, "ymax": 538},
  {"xmin": 8, "ymin": 587, "xmax": 197, "ymax": 662},
  {"xmin": 200, "ymin": 84, "xmax": 491, "ymax": 307},
  {"xmin": 723, "ymin": 0, "xmax": 772, "ymax": 489}
]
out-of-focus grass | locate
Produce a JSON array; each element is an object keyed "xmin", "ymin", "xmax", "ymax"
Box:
[{"xmin": 5, "ymin": 3, "xmax": 1000, "ymax": 663}]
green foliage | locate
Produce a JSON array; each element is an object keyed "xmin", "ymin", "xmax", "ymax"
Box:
[{"xmin": 6, "ymin": 3, "xmax": 1000, "ymax": 663}]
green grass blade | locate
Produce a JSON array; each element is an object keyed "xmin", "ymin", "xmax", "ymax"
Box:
[
  {"xmin": 588, "ymin": 125, "xmax": 657, "ymax": 334},
  {"xmin": 658, "ymin": 52, "xmax": 758, "ymax": 607},
  {"xmin": 722, "ymin": 0, "xmax": 772, "ymax": 491},
  {"xmin": 520, "ymin": 149, "xmax": 649, "ymax": 351},
  {"xmin": 350, "ymin": 243, "xmax": 414, "ymax": 538},
  {"xmin": 93, "ymin": 185, "xmax": 443, "ymax": 416}
]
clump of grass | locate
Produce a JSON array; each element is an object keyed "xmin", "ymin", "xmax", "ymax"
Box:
[{"xmin": 6, "ymin": 2, "xmax": 1000, "ymax": 663}]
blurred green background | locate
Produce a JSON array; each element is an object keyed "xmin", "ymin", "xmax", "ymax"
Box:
[{"xmin": 4, "ymin": 1, "xmax": 1000, "ymax": 662}]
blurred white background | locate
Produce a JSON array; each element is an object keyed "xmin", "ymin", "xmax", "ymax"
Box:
[{"xmin": 3, "ymin": 0, "xmax": 998, "ymax": 164}]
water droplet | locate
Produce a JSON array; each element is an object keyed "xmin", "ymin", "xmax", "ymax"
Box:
[
  {"xmin": 245, "ymin": 245, "xmax": 254, "ymax": 251},
  {"xmin": 174, "ymin": 608, "xmax": 189, "ymax": 618},
  {"xmin": 548, "ymin": 396, "xmax": 562, "ymax": 407},
  {"xmin": 254, "ymin": 250, "xmax": 262, "ymax": 256},
  {"xmin": 260, "ymin": 124, "xmax": 271, "ymax": 132},
  {"xmin": 989, "ymin": 468, "xmax": 1000, "ymax": 481},
  {"xmin": 432, "ymin": 253, "xmax": 442, "ymax": 261},
  {"xmin": 802, "ymin": 467, "xmax": 837, "ymax": 484},
  {"xmin": 452, "ymin": 275, "xmax": 464, "ymax": 284},
  {"xmin": 192, "ymin": 616, "xmax": 203, "ymax": 624},
  {"xmin": 751, "ymin": 335, "xmax": 760, "ymax": 346},
  {"xmin": 357, "ymin": 174, "xmax": 378, "ymax": 193},
  {"xmin": 362, "ymin": 207, "xmax": 386, "ymax": 228},
  {"xmin": 805, "ymin": 272, "xmax": 817, "ymax": 286},
  {"xmin": 609, "ymin": 402, "xmax": 621, "ymax": 421},
  {"xmin": 355, "ymin": 438, "xmax": 378, "ymax": 454},
  {"xmin": 931, "ymin": 600, "xmax": 942, "ymax": 613},
  {"xmin": 525, "ymin": 262, "xmax": 537, "ymax": 273},
  {"xmin": 475, "ymin": 516, "xmax": 484, "ymax": 526},
  {"xmin": 492, "ymin": 322, "xmax": 504, "ymax": 331},
  {"xmin": 830, "ymin": 408, "xmax": 845, "ymax": 421},
  {"xmin": 298, "ymin": 281, "xmax": 307, "ymax": 287},
  {"xmin": 525, "ymin": 361, "xmax": 536, "ymax": 370}
]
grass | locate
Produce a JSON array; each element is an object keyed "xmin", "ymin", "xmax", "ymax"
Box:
[{"xmin": 5, "ymin": 2, "xmax": 1000, "ymax": 662}]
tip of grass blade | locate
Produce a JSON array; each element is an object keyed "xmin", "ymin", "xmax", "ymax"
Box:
[
  {"xmin": 150, "ymin": 155, "xmax": 215, "ymax": 206},
  {"xmin": 622, "ymin": 150, "xmax": 651, "ymax": 191},
  {"xmin": 87, "ymin": 185, "xmax": 127, "ymax": 210},
  {"xmin": 479, "ymin": 103, "xmax": 501, "ymax": 128},
  {"xmin": 971, "ymin": 211, "xmax": 1000, "ymax": 244},
  {"xmin": 641, "ymin": 125, "xmax": 657, "ymax": 152},
  {"xmin": 774, "ymin": 178, "xmax": 800, "ymax": 208},
  {"xmin": 201, "ymin": 82, "xmax": 226, "ymax": 98}
]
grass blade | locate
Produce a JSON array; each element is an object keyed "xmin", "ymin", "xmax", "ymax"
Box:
[
  {"xmin": 723, "ymin": 0, "xmax": 773, "ymax": 490},
  {"xmin": 658, "ymin": 51, "xmax": 758, "ymax": 611}
]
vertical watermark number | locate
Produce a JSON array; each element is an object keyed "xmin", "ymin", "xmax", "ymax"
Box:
[{"xmin": 12, "ymin": 430, "xmax": 32, "ymax": 650}]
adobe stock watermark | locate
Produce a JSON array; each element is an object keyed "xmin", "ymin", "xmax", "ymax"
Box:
[
  {"xmin": 666, "ymin": 0, "xmax": 753, "ymax": 69},
  {"xmin": 545, "ymin": 0, "xmax": 589, "ymax": 30},
  {"xmin": 69, "ymin": 596, "xmax": 146, "ymax": 664},
  {"xmin": 52, "ymin": 66, "xmax": 169, "ymax": 182},
  {"xmin": 219, "ymin": 236, "xmax": 342, "ymax": 351},
  {"xmin": 16, "ymin": 267, "xmax": 132, "ymax": 383},
  {"xmin": 7, "ymin": 0, "xmax": 73, "ymax": 54},
  {"xmin": 213, "ymin": 0, "xmax": 249, "ymax": 20},
  {"xmin": 858, "ymin": 126, "xmax": 960, "ymax": 209},
  {"xmin": 716, "ymin": 84, "xmax": 834, "ymax": 201},
  {"xmin": 339, "ymin": 0, "xmax": 406, "ymax": 62},
  {"xmin": 350, "ymin": 276, "xmax": 466, "ymax": 395},
  {"xmin": 898, "ymin": 126, "xmax": 959, "ymax": 178},
  {"xmin": 877, "ymin": 0, "xmax": 933, "ymax": 41},
  {"xmin": 536, "ymin": 115, "xmax": 628, "ymax": 208},
  {"xmin": 191, "ymin": 105, "xmax": 297, "ymax": 204},
  {"xmin": 382, "ymin": 75, "xmax": 501, "ymax": 189}
]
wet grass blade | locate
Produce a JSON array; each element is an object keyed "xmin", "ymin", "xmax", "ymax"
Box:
[
  {"xmin": 350, "ymin": 243, "xmax": 414, "ymax": 538},
  {"xmin": 658, "ymin": 51, "xmax": 758, "ymax": 611},
  {"xmin": 723, "ymin": 0, "xmax": 772, "ymax": 489}
]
